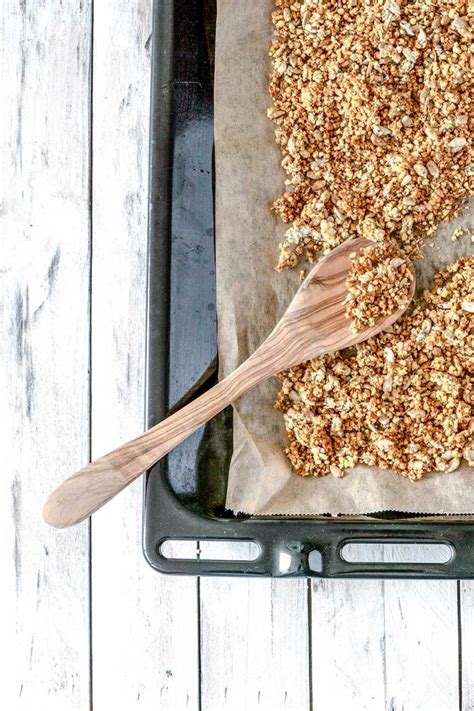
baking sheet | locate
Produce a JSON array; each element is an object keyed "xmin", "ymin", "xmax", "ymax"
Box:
[{"xmin": 214, "ymin": 0, "xmax": 473, "ymax": 515}]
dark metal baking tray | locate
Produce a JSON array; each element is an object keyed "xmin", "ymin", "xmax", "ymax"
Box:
[{"xmin": 143, "ymin": 0, "xmax": 474, "ymax": 578}]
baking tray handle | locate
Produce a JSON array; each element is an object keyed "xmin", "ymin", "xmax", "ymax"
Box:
[
  {"xmin": 306, "ymin": 535, "xmax": 462, "ymax": 578},
  {"xmin": 144, "ymin": 471, "xmax": 474, "ymax": 578}
]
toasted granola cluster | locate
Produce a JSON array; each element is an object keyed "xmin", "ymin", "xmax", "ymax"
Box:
[
  {"xmin": 269, "ymin": 1, "xmax": 473, "ymax": 270},
  {"xmin": 276, "ymin": 257, "xmax": 474, "ymax": 480},
  {"xmin": 345, "ymin": 242, "xmax": 414, "ymax": 331}
]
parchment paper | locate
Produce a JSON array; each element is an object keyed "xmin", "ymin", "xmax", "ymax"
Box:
[{"xmin": 215, "ymin": 0, "xmax": 473, "ymax": 515}]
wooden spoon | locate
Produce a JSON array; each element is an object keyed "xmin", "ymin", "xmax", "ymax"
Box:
[{"xmin": 43, "ymin": 238, "xmax": 415, "ymax": 528}]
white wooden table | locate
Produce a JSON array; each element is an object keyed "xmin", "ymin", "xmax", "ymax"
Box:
[{"xmin": 3, "ymin": 2, "xmax": 473, "ymax": 709}]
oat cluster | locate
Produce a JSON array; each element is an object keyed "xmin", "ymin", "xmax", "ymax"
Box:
[
  {"xmin": 276, "ymin": 257, "xmax": 474, "ymax": 481},
  {"xmin": 345, "ymin": 242, "xmax": 414, "ymax": 331},
  {"xmin": 269, "ymin": 0, "xmax": 473, "ymax": 270}
]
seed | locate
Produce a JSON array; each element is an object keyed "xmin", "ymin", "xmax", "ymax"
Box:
[
  {"xmin": 400, "ymin": 20, "xmax": 415, "ymax": 36},
  {"xmin": 372, "ymin": 125, "xmax": 392, "ymax": 137},
  {"xmin": 287, "ymin": 136, "xmax": 296, "ymax": 155},
  {"xmin": 461, "ymin": 301, "xmax": 474, "ymax": 313},
  {"xmin": 421, "ymin": 318, "xmax": 432, "ymax": 334},
  {"xmin": 441, "ymin": 450, "xmax": 458, "ymax": 461},
  {"xmin": 413, "ymin": 163, "xmax": 427, "ymax": 178},
  {"xmin": 269, "ymin": 109, "xmax": 286, "ymax": 119},
  {"xmin": 389, "ymin": 257, "xmax": 404, "ymax": 268},
  {"xmin": 420, "ymin": 87, "xmax": 430, "ymax": 109},
  {"xmin": 451, "ymin": 16, "xmax": 468, "ymax": 36},
  {"xmin": 426, "ymin": 161, "xmax": 439, "ymax": 178},
  {"xmin": 400, "ymin": 59, "xmax": 414, "ymax": 73},
  {"xmin": 402, "ymin": 47, "xmax": 416, "ymax": 64},
  {"xmin": 417, "ymin": 28, "xmax": 427, "ymax": 47},
  {"xmin": 446, "ymin": 457, "xmax": 461, "ymax": 473},
  {"xmin": 448, "ymin": 137, "xmax": 467, "ymax": 153},
  {"xmin": 330, "ymin": 464, "xmax": 344, "ymax": 478},
  {"xmin": 388, "ymin": 1, "xmax": 400, "ymax": 15},
  {"xmin": 408, "ymin": 409, "xmax": 426, "ymax": 419}
]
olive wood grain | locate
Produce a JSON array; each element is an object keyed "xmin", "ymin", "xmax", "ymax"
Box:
[{"xmin": 43, "ymin": 238, "xmax": 415, "ymax": 528}]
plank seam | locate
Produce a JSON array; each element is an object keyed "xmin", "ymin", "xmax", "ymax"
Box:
[
  {"xmin": 197, "ymin": 541, "xmax": 203, "ymax": 711},
  {"xmin": 458, "ymin": 580, "xmax": 463, "ymax": 711},
  {"xmin": 88, "ymin": 1, "xmax": 95, "ymax": 709},
  {"xmin": 307, "ymin": 579, "xmax": 314, "ymax": 711},
  {"xmin": 382, "ymin": 578, "xmax": 388, "ymax": 710}
]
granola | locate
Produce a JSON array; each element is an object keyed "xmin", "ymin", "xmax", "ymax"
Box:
[
  {"xmin": 345, "ymin": 242, "xmax": 414, "ymax": 331},
  {"xmin": 269, "ymin": 1, "xmax": 473, "ymax": 270},
  {"xmin": 276, "ymin": 256, "xmax": 474, "ymax": 481}
]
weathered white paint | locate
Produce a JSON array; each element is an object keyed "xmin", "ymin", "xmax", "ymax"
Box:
[
  {"xmin": 461, "ymin": 582, "xmax": 474, "ymax": 710},
  {"xmin": 199, "ymin": 542, "xmax": 310, "ymax": 710},
  {"xmin": 459, "ymin": 580, "xmax": 474, "ymax": 711},
  {"xmin": 383, "ymin": 546, "xmax": 459, "ymax": 711},
  {"xmin": 312, "ymin": 544, "xmax": 460, "ymax": 710},
  {"xmin": 311, "ymin": 546, "xmax": 386, "ymax": 710},
  {"xmin": 89, "ymin": 2, "xmax": 199, "ymax": 709},
  {"xmin": 1, "ymin": 1, "xmax": 92, "ymax": 709}
]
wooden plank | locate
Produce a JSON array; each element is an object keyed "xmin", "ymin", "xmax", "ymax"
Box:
[
  {"xmin": 311, "ymin": 545, "xmax": 460, "ymax": 710},
  {"xmin": 89, "ymin": 2, "xmax": 200, "ymax": 709},
  {"xmin": 460, "ymin": 582, "xmax": 474, "ymax": 710},
  {"xmin": 1, "ymin": 1, "xmax": 92, "ymax": 708},
  {"xmin": 311, "ymin": 546, "xmax": 386, "ymax": 710},
  {"xmin": 383, "ymin": 546, "xmax": 459, "ymax": 710},
  {"xmin": 199, "ymin": 542, "xmax": 310, "ymax": 710}
]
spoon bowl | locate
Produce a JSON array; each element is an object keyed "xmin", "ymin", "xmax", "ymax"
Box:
[
  {"xmin": 43, "ymin": 237, "xmax": 415, "ymax": 528},
  {"xmin": 273, "ymin": 237, "xmax": 415, "ymax": 367}
]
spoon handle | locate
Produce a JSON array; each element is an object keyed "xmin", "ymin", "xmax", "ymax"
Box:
[{"xmin": 43, "ymin": 344, "xmax": 281, "ymax": 528}]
